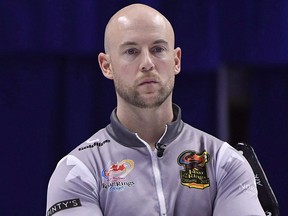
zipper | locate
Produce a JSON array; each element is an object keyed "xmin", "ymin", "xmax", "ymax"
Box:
[{"xmin": 135, "ymin": 126, "xmax": 167, "ymax": 216}]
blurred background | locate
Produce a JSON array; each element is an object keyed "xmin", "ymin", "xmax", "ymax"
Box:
[{"xmin": 0, "ymin": 0, "xmax": 287, "ymax": 215}]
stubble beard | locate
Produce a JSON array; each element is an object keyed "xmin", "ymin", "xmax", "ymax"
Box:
[{"xmin": 114, "ymin": 76, "xmax": 175, "ymax": 109}]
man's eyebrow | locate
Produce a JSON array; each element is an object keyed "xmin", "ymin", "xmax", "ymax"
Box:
[
  {"xmin": 120, "ymin": 41, "xmax": 138, "ymax": 48},
  {"xmin": 153, "ymin": 39, "xmax": 169, "ymax": 46},
  {"xmin": 120, "ymin": 39, "xmax": 169, "ymax": 48}
]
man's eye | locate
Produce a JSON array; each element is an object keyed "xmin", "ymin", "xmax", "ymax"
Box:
[
  {"xmin": 152, "ymin": 47, "xmax": 165, "ymax": 53},
  {"xmin": 125, "ymin": 48, "xmax": 138, "ymax": 55}
]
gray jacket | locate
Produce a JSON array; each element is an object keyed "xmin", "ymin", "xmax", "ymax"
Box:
[{"xmin": 46, "ymin": 104, "xmax": 265, "ymax": 216}]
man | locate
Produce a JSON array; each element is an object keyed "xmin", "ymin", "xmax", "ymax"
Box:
[{"xmin": 46, "ymin": 3, "xmax": 265, "ymax": 216}]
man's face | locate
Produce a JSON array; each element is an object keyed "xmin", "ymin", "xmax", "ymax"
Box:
[{"xmin": 103, "ymin": 13, "xmax": 181, "ymax": 109}]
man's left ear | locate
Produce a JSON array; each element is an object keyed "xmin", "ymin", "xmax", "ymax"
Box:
[{"xmin": 174, "ymin": 47, "xmax": 181, "ymax": 74}]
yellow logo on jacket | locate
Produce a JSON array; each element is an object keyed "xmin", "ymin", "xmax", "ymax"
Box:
[{"xmin": 178, "ymin": 150, "xmax": 210, "ymax": 189}]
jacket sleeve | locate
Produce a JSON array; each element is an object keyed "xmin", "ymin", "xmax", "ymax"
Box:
[
  {"xmin": 46, "ymin": 155, "xmax": 103, "ymax": 216},
  {"xmin": 213, "ymin": 143, "xmax": 265, "ymax": 216}
]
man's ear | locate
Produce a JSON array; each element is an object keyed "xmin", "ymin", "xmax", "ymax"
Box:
[
  {"xmin": 174, "ymin": 47, "xmax": 181, "ymax": 75},
  {"xmin": 98, "ymin": 52, "xmax": 113, "ymax": 80}
]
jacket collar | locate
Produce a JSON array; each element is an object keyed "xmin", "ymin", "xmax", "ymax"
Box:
[{"xmin": 106, "ymin": 104, "xmax": 184, "ymax": 147}]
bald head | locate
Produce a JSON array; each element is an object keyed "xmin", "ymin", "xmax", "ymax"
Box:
[{"xmin": 104, "ymin": 4, "xmax": 175, "ymax": 53}]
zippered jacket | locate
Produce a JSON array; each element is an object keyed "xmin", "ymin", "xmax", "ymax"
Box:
[{"xmin": 46, "ymin": 104, "xmax": 265, "ymax": 216}]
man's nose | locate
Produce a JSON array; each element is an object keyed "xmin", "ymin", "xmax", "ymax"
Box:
[{"xmin": 140, "ymin": 50, "xmax": 154, "ymax": 72}]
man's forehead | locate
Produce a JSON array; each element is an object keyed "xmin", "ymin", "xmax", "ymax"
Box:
[
  {"xmin": 115, "ymin": 14, "xmax": 167, "ymax": 31},
  {"xmin": 111, "ymin": 15, "xmax": 172, "ymax": 45},
  {"xmin": 117, "ymin": 16, "xmax": 130, "ymax": 28}
]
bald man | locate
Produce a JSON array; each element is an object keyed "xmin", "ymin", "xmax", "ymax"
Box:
[{"xmin": 46, "ymin": 4, "xmax": 265, "ymax": 216}]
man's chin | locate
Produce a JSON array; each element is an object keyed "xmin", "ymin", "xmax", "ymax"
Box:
[{"xmin": 131, "ymin": 97, "xmax": 167, "ymax": 109}]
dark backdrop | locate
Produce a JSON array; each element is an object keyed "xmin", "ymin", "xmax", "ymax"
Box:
[{"xmin": 1, "ymin": 1, "xmax": 287, "ymax": 215}]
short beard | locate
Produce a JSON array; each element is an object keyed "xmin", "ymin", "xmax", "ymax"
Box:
[{"xmin": 114, "ymin": 77, "xmax": 175, "ymax": 109}]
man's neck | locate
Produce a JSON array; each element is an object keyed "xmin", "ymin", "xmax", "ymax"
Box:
[{"xmin": 116, "ymin": 100, "xmax": 174, "ymax": 149}]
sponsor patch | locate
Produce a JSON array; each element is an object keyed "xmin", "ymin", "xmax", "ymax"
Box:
[
  {"xmin": 255, "ymin": 174, "xmax": 263, "ymax": 186},
  {"xmin": 79, "ymin": 139, "xmax": 110, "ymax": 151},
  {"xmin": 178, "ymin": 150, "xmax": 210, "ymax": 189},
  {"xmin": 47, "ymin": 198, "xmax": 81, "ymax": 216},
  {"xmin": 101, "ymin": 159, "xmax": 135, "ymax": 192},
  {"xmin": 239, "ymin": 183, "xmax": 257, "ymax": 192}
]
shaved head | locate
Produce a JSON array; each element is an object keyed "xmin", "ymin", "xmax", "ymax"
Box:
[
  {"xmin": 98, "ymin": 3, "xmax": 181, "ymax": 110},
  {"xmin": 104, "ymin": 4, "xmax": 175, "ymax": 53}
]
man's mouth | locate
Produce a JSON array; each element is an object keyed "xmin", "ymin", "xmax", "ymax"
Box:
[
  {"xmin": 140, "ymin": 81, "xmax": 157, "ymax": 85},
  {"xmin": 139, "ymin": 78, "xmax": 158, "ymax": 86}
]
